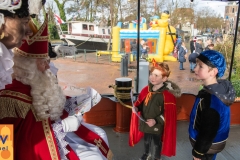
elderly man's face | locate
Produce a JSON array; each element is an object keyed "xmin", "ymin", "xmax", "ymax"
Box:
[{"xmin": 36, "ymin": 58, "xmax": 50, "ymax": 72}]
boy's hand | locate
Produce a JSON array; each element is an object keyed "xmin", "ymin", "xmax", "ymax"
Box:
[
  {"xmin": 132, "ymin": 106, "xmax": 138, "ymax": 113},
  {"xmin": 146, "ymin": 119, "xmax": 156, "ymax": 127}
]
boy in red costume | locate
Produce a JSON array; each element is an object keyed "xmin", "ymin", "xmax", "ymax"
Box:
[{"xmin": 129, "ymin": 62, "xmax": 181, "ymax": 160}]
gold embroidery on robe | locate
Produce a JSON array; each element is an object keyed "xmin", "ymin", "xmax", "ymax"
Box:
[{"xmin": 42, "ymin": 119, "xmax": 59, "ymax": 160}]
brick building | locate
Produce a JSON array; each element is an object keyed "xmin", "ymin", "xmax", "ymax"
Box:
[{"xmin": 224, "ymin": 2, "xmax": 238, "ymax": 34}]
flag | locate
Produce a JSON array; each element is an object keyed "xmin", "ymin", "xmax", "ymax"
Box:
[{"xmin": 54, "ymin": 14, "xmax": 65, "ymax": 24}]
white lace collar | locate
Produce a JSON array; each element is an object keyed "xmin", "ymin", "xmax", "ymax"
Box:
[{"xmin": 0, "ymin": 42, "xmax": 14, "ymax": 89}]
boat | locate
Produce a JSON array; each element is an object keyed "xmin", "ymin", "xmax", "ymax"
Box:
[{"xmin": 57, "ymin": 21, "xmax": 111, "ymax": 51}]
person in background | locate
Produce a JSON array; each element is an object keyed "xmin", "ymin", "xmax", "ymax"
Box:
[
  {"xmin": 188, "ymin": 50, "xmax": 198, "ymax": 73},
  {"xmin": 141, "ymin": 42, "xmax": 148, "ymax": 58},
  {"xmin": 48, "ymin": 42, "xmax": 59, "ymax": 76},
  {"xmin": 130, "ymin": 62, "xmax": 181, "ymax": 160},
  {"xmin": 204, "ymin": 39, "xmax": 213, "ymax": 51},
  {"xmin": 178, "ymin": 41, "xmax": 187, "ymax": 70},
  {"xmin": 215, "ymin": 37, "xmax": 222, "ymax": 44},
  {"xmin": 195, "ymin": 39, "xmax": 203, "ymax": 54},
  {"xmin": 131, "ymin": 39, "xmax": 138, "ymax": 60},
  {"xmin": 189, "ymin": 50, "xmax": 236, "ymax": 160},
  {"xmin": 190, "ymin": 36, "xmax": 195, "ymax": 54},
  {"xmin": 208, "ymin": 43, "xmax": 214, "ymax": 50},
  {"xmin": 0, "ymin": 0, "xmax": 45, "ymax": 89}
]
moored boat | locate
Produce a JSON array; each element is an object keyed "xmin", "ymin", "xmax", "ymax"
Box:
[{"xmin": 57, "ymin": 21, "xmax": 111, "ymax": 51}]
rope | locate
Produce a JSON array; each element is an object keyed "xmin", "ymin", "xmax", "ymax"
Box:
[
  {"xmin": 75, "ymin": 37, "xmax": 93, "ymax": 48},
  {"xmin": 109, "ymin": 85, "xmax": 133, "ymax": 109}
]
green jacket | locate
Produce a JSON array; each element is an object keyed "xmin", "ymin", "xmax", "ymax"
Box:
[
  {"xmin": 138, "ymin": 81, "xmax": 181, "ymax": 135},
  {"xmin": 138, "ymin": 83, "xmax": 166, "ymax": 135}
]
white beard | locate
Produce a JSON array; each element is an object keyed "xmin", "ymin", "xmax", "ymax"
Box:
[
  {"xmin": 29, "ymin": 69, "xmax": 66, "ymax": 121},
  {"xmin": 14, "ymin": 65, "xmax": 66, "ymax": 121}
]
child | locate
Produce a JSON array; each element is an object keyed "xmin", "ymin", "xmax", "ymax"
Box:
[
  {"xmin": 188, "ymin": 50, "xmax": 199, "ymax": 73},
  {"xmin": 130, "ymin": 62, "xmax": 181, "ymax": 160},
  {"xmin": 141, "ymin": 42, "xmax": 148, "ymax": 58},
  {"xmin": 188, "ymin": 50, "xmax": 236, "ymax": 160}
]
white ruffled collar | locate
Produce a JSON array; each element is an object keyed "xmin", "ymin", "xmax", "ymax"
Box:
[{"xmin": 0, "ymin": 42, "xmax": 14, "ymax": 89}]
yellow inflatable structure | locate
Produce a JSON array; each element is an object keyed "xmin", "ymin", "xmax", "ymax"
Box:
[{"xmin": 98, "ymin": 11, "xmax": 177, "ymax": 62}]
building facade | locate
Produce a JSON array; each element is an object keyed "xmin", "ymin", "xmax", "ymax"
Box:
[{"xmin": 224, "ymin": 2, "xmax": 238, "ymax": 34}]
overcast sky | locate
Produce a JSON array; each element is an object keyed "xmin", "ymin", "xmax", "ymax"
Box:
[{"xmin": 197, "ymin": 1, "xmax": 230, "ymax": 17}]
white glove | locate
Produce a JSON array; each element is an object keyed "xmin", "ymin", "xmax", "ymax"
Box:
[{"xmin": 61, "ymin": 114, "xmax": 83, "ymax": 132}]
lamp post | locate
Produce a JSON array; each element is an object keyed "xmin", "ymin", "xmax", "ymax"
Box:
[{"xmin": 229, "ymin": 2, "xmax": 240, "ymax": 81}]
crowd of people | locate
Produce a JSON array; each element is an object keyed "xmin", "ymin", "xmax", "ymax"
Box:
[
  {"xmin": 174, "ymin": 35, "xmax": 222, "ymax": 73},
  {"xmin": 0, "ymin": 1, "xmax": 236, "ymax": 160}
]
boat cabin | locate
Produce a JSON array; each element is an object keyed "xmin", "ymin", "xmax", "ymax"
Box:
[{"xmin": 67, "ymin": 21, "xmax": 111, "ymax": 39}]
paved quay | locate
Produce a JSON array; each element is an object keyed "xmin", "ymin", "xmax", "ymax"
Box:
[{"xmin": 53, "ymin": 56, "xmax": 202, "ymax": 95}]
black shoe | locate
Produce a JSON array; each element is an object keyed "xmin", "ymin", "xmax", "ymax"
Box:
[
  {"xmin": 180, "ymin": 68, "xmax": 185, "ymax": 70},
  {"xmin": 139, "ymin": 153, "xmax": 149, "ymax": 160}
]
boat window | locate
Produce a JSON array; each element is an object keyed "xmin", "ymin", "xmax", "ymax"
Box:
[
  {"xmin": 102, "ymin": 29, "xmax": 105, "ymax": 34},
  {"xmin": 89, "ymin": 25, "xmax": 94, "ymax": 31},
  {"xmin": 83, "ymin": 24, "xmax": 88, "ymax": 30}
]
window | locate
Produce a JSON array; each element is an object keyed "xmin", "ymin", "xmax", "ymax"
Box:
[
  {"xmin": 226, "ymin": 7, "xmax": 229, "ymax": 13},
  {"xmin": 102, "ymin": 29, "xmax": 105, "ymax": 34},
  {"xmin": 82, "ymin": 24, "xmax": 88, "ymax": 30},
  {"xmin": 232, "ymin": 8, "xmax": 235, "ymax": 13},
  {"xmin": 108, "ymin": 29, "xmax": 111, "ymax": 34},
  {"xmin": 89, "ymin": 25, "xmax": 94, "ymax": 31}
]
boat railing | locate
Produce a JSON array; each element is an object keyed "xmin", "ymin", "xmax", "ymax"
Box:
[{"xmin": 59, "ymin": 32, "xmax": 111, "ymax": 39}]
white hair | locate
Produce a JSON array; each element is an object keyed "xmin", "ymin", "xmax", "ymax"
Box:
[{"xmin": 13, "ymin": 53, "xmax": 66, "ymax": 121}]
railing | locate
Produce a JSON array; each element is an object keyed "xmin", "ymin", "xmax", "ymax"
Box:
[
  {"xmin": 59, "ymin": 49, "xmax": 126, "ymax": 64},
  {"xmin": 59, "ymin": 31, "xmax": 111, "ymax": 39}
]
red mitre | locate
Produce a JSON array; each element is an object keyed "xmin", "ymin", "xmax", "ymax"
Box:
[{"xmin": 14, "ymin": 17, "xmax": 49, "ymax": 58}]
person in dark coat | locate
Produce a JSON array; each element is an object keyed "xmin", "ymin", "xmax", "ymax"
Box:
[
  {"xmin": 48, "ymin": 42, "xmax": 57, "ymax": 58},
  {"xmin": 131, "ymin": 39, "xmax": 138, "ymax": 60},
  {"xmin": 195, "ymin": 39, "xmax": 203, "ymax": 54},
  {"xmin": 190, "ymin": 36, "xmax": 195, "ymax": 53},
  {"xmin": 178, "ymin": 42, "xmax": 187, "ymax": 70},
  {"xmin": 188, "ymin": 51, "xmax": 199, "ymax": 73}
]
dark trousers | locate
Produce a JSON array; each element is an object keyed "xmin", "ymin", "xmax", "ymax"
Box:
[
  {"xmin": 143, "ymin": 133, "xmax": 162, "ymax": 159},
  {"xmin": 179, "ymin": 62, "xmax": 184, "ymax": 69}
]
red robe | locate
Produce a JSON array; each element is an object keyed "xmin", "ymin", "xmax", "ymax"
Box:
[
  {"xmin": 129, "ymin": 86, "xmax": 177, "ymax": 157},
  {"xmin": 0, "ymin": 79, "xmax": 112, "ymax": 160}
]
